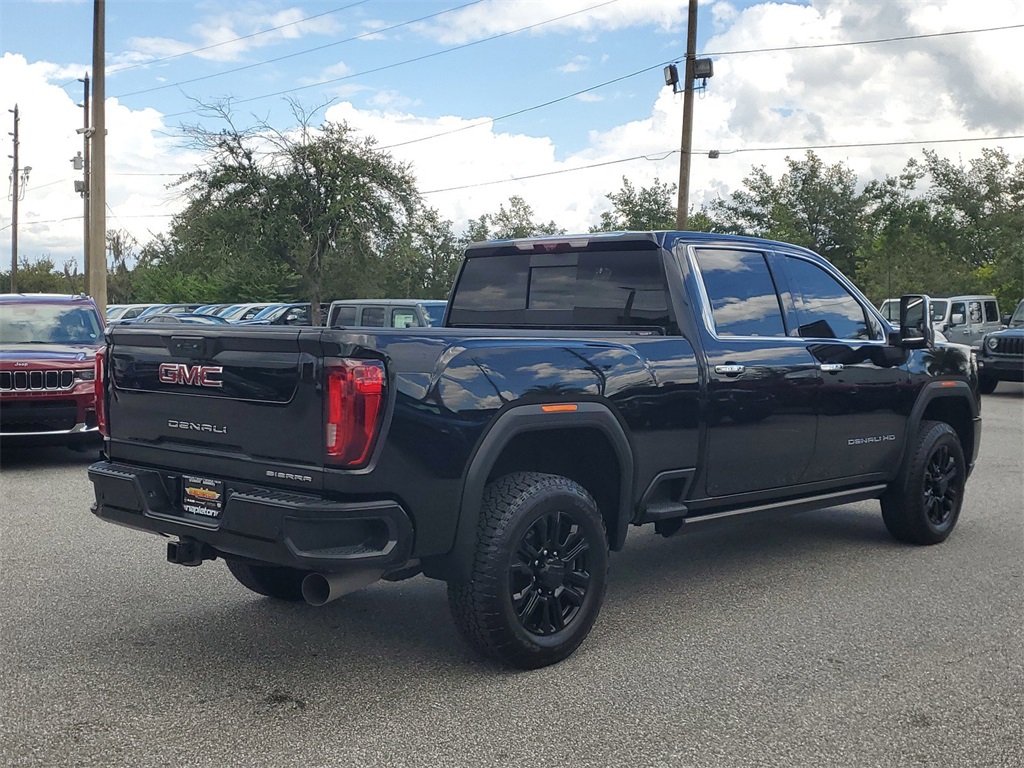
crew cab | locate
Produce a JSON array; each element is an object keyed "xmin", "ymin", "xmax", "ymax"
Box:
[
  {"xmin": 88, "ymin": 232, "xmax": 981, "ymax": 668},
  {"xmin": 1, "ymin": 293, "xmax": 104, "ymax": 443}
]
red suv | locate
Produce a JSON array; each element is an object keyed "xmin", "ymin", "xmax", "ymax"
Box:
[{"xmin": 1, "ymin": 293, "xmax": 104, "ymax": 444}]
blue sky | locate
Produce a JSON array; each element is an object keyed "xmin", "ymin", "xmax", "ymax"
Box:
[
  {"xmin": 1, "ymin": 0, "xmax": 1023, "ymax": 267},
  {"xmin": 4, "ymin": 0, "xmax": 728, "ymax": 152}
]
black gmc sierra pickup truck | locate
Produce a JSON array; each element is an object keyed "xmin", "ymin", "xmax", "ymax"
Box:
[{"xmin": 89, "ymin": 232, "xmax": 981, "ymax": 668}]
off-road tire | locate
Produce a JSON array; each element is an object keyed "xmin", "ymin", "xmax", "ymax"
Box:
[
  {"xmin": 447, "ymin": 472, "xmax": 609, "ymax": 669},
  {"xmin": 225, "ymin": 559, "xmax": 308, "ymax": 602},
  {"xmin": 978, "ymin": 375, "xmax": 998, "ymax": 395},
  {"xmin": 881, "ymin": 420, "xmax": 966, "ymax": 545}
]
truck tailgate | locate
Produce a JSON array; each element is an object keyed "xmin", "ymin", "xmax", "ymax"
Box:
[{"xmin": 105, "ymin": 326, "xmax": 326, "ymax": 488}]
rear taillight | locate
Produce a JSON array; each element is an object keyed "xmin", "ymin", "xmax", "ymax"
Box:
[
  {"xmin": 325, "ymin": 359, "xmax": 386, "ymax": 467},
  {"xmin": 95, "ymin": 347, "xmax": 108, "ymax": 437}
]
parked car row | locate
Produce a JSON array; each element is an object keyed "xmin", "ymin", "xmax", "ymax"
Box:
[
  {"xmin": 105, "ymin": 299, "xmax": 450, "ymax": 329},
  {"xmin": 877, "ymin": 294, "xmax": 1004, "ymax": 349},
  {"xmin": 878, "ymin": 294, "xmax": 1023, "ymax": 394}
]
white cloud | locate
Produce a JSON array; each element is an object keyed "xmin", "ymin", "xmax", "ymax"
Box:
[
  {"xmin": 558, "ymin": 55, "xmax": 591, "ymax": 74},
  {"xmin": 3, "ymin": 0, "xmax": 1023, "ymax": 275},
  {"xmin": 299, "ymin": 61, "xmax": 353, "ymax": 85},
  {"xmin": 0, "ymin": 54, "xmax": 199, "ymax": 269},
  {"xmin": 124, "ymin": 4, "xmax": 343, "ymax": 65},
  {"xmin": 413, "ymin": 0, "xmax": 693, "ymax": 45}
]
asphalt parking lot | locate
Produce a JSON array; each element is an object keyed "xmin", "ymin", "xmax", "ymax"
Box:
[{"xmin": 1, "ymin": 385, "xmax": 1021, "ymax": 768}]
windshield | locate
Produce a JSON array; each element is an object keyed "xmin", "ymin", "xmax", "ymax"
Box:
[
  {"xmin": 107, "ymin": 306, "xmax": 126, "ymax": 320},
  {"xmin": 1011, "ymin": 301, "xmax": 1024, "ymax": 326},
  {"xmin": 423, "ymin": 303, "xmax": 447, "ymax": 326},
  {"xmin": 879, "ymin": 299, "xmax": 947, "ymax": 324},
  {"xmin": 1, "ymin": 303, "xmax": 102, "ymax": 345},
  {"xmin": 250, "ymin": 304, "xmax": 288, "ymax": 321},
  {"xmin": 220, "ymin": 305, "xmax": 257, "ymax": 321}
]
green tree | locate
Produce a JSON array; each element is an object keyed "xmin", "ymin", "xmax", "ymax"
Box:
[
  {"xmin": 1, "ymin": 257, "xmax": 81, "ymax": 294},
  {"xmin": 591, "ymin": 177, "xmax": 678, "ymax": 232},
  {"xmin": 856, "ymin": 162, "xmax": 967, "ymax": 303},
  {"xmin": 461, "ymin": 196, "xmax": 563, "ymax": 243},
  {"xmin": 712, "ymin": 151, "xmax": 867, "ymax": 276},
  {"xmin": 178, "ymin": 106, "xmax": 419, "ymax": 320},
  {"xmin": 380, "ymin": 207, "xmax": 461, "ymax": 299},
  {"xmin": 921, "ymin": 147, "xmax": 1024, "ymax": 309}
]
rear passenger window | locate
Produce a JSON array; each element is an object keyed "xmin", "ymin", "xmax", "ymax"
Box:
[
  {"xmin": 361, "ymin": 307, "xmax": 385, "ymax": 327},
  {"xmin": 391, "ymin": 309, "xmax": 418, "ymax": 328},
  {"xmin": 984, "ymin": 301, "xmax": 998, "ymax": 322},
  {"xmin": 332, "ymin": 307, "xmax": 357, "ymax": 326},
  {"xmin": 693, "ymin": 249, "xmax": 786, "ymax": 337},
  {"xmin": 783, "ymin": 256, "xmax": 874, "ymax": 340}
]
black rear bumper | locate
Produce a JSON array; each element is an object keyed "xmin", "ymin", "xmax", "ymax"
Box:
[{"xmin": 88, "ymin": 461, "xmax": 414, "ymax": 572}]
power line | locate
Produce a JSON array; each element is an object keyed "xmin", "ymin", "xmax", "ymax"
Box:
[
  {"xmin": 379, "ymin": 61, "xmax": 668, "ymax": 150},
  {"xmin": 158, "ymin": 0, "xmax": 624, "ymax": 118},
  {"xmin": 383, "ymin": 24, "xmax": 1024, "ymax": 152},
  {"xmin": 702, "ymin": 23, "xmax": 1024, "ymax": 57},
  {"xmin": 421, "ymin": 134, "xmax": 1024, "ymax": 194},
  {"xmin": 6, "ymin": 136, "xmax": 1020, "ymax": 230},
  {"xmin": 108, "ymin": 0, "xmax": 372, "ymax": 76},
  {"xmin": 0, "ymin": 212, "xmax": 176, "ymax": 232},
  {"xmin": 115, "ymin": 0, "xmax": 489, "ymax": 99}
]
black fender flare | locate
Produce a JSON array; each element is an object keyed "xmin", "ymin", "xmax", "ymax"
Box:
[
  {"xmin": 442, "ymin": 402, "xmax": 634, "ymax": 582},
  {"xmin": 898, "ymin": 380, "xmax": 980, "ymax": 478}
]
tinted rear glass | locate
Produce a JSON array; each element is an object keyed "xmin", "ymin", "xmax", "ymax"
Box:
[
  {"xmin": 693, "ymin": 249, "xmax": 785, "ymax": 337},
  {"xmin": 331, "ymin": 306, "xmax": 357, "ymax": 326},
  {"xmin": 448, "ymin": 245, "xmax": 675, "ymax": 332}
]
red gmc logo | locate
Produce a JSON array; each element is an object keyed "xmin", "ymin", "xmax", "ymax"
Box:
[{"xmin": 158, "ymin": 363, "xmax": 224, "ymax": 388}]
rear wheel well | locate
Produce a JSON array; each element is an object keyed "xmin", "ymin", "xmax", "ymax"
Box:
[
  {"xmin": 919, "ymin": 396, "xmax": 973, "ymax": 459},
  {"xmin": 487, "ymin": 428, "xmax": 624, "ymax": 549}
]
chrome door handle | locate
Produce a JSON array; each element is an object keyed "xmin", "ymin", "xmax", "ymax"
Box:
[
  {"xmin": 715, "ymin": 364, "xmax": 745, "ymax": 376},
  {"xmin": 821, "ymin": 363, "xmax": 844, "ymax": 373}
]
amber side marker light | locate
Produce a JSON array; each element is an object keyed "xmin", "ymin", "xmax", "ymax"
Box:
[
  {"xmin": 940, "ymin": 381, "xmax": 959, "ymax": 388},
  {"xmin": 541, "ymin": 404, "xmax": 578, "ymax": 413}
]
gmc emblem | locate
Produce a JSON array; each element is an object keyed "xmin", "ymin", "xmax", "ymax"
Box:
[{"xmin": 158, "ymin": 363, "xmax": 224, "ymax": 388}]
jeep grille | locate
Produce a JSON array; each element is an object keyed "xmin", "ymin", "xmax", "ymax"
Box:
[
  {"xmin": 0, "ymin": 369, "xmax": 77, "ymax": 392},
  {"xmin": 993, "ymin": 337, "xmax": 1024, "ymax": 356}
]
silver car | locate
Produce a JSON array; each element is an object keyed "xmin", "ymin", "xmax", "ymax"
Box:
[{"xmin": 879, "ymin": 294, "xmax": 1001, "ymax": 349}]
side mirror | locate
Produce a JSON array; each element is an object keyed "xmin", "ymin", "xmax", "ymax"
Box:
[
  {"xmin": 897, "ymin": 294, "xmax": 933, "ymax": 349},
  {"xmin": 949, "ymin": 313, "xmax": 965, "ymax": 327},
  {"xmin": 1001, "ymin": 314, "xmax": 1011, "ymax": 326}
]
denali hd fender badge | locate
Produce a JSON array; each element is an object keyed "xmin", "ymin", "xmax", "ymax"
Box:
[
  {"xmin": 266, "ymin": 470, "xmax": 313, "ymax": 483},
  {"xmin": 848, "ymin": 434, "xmax": 896, "ymax": 446},
  {"xmin": 167, "ymin": 419, "xmax": 228, "ymax": 434},
  {"xmin": 158, "ymin": 363, "xmax": 223, "ymax": 388}
]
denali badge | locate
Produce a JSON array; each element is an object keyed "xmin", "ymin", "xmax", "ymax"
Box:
[
  {"xmin": 167, "ymin": 419, "xmax": 227, "ymax": 434},
  {"xmin": 158, "ymin": 363, "xmax": 223, "ymax": 388},
  {"xmin": 848, "ymin": 434, "xmax": 896, "ymax": 446}
]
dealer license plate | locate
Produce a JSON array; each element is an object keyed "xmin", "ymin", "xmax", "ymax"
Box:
[{"xmin": 181, "ymin": 475, "xmax": 225, "ymax": 519}]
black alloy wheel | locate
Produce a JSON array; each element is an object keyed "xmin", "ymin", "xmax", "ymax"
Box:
[
  {"xmin": 509, "ymin": 509, "xmax": 592, "ymax": 636},
  {"xmin": 448, "ymin": 471, "xmax": 609, "ymax": 669},
  {"xmin": 923, "ymin": 443, "xmax": 959, "ymax": 527},
  {"xmin": 881, "ymin": 420, "xmax": 966, "ymax": 545}
]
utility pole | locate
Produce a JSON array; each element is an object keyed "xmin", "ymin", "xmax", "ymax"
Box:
[
  {"xmin": 77, "ymin": 74, "xmax": 91, "ymax": 295},
  {"xmin": 676, "ymin": 0, "xmax": 699, "ymax": 230},
  {"xmin": 88, "ymin": 0, "xmax": 107, "ymax": 310},
  {"xmin": 8, "ymin": 104, "xmax": 19, "ymax": 292}
]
